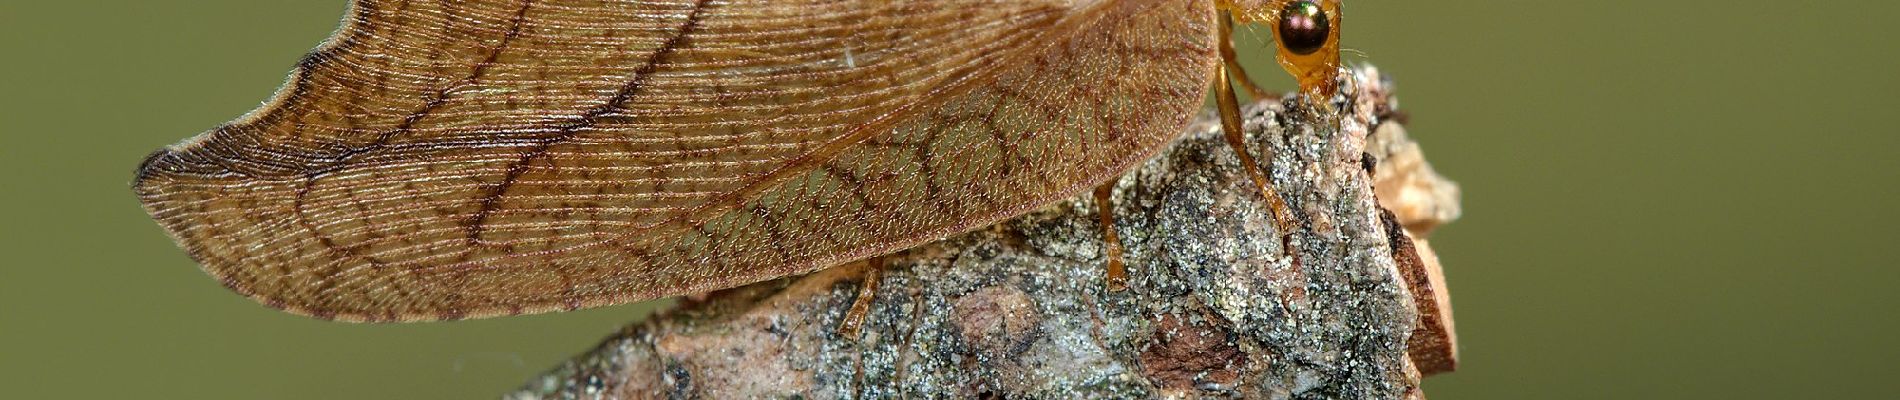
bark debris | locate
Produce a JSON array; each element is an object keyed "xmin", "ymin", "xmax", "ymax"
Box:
[{"xmin": 508, "ymin": 66, "xmax": 1460, "ymax": 399}]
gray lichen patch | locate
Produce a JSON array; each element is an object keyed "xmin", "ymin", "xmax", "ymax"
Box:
[{"xmin": 508, "ymin": 67, "xmax": 1452, "ymax": 400}]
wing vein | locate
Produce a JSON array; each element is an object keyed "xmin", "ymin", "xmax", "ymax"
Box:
[{"xmin": 462, "ymin": 0, "xmax": 716, "ymax": 246}]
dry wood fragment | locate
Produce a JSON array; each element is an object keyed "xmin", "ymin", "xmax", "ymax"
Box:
[{"xmin": 508, "ymin": 67, "xmax": 1459, "ymax": 399}]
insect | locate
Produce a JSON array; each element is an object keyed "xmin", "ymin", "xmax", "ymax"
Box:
[{"xmin": 134, "ymin": 0, "xmax": 1342, "ymax": 322}]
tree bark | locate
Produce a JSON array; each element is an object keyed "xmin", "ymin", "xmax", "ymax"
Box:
[{"xmin": 507, "ymin": 67, "xmax": 1461, "ymax": 400}]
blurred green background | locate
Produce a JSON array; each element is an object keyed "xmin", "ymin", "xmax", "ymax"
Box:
[{"xmin": 3, "ymin": 1, "xmax": 1896, "ymax": 398}]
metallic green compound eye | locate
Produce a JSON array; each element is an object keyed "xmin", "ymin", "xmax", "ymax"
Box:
[{"xmin": 1277, "ymin": 0, "xmax": 1331, "ymax": 55}]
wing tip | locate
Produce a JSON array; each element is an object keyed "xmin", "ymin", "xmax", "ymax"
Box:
[
  {"xmin": 133, "ymin": 145, "xmax": 670, "ymax": 324},
  {"xmin": 131, "ymin": 147, "xmax": 173, "ymax": 193}
]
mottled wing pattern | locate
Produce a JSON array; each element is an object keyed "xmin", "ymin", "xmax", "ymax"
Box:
[{"xmin": 135, "ymin": 0, "xmax": 1217, "ymax": 321}]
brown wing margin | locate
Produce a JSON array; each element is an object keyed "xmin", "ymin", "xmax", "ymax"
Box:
[{"xmin": 134, "ymin": 0, "xmax": 1217, "ymax": 321}]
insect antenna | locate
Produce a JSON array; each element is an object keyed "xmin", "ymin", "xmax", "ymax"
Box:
[{"xmin": 1340, "ymin": 47, "xmax": 1372, "ymax": 61}]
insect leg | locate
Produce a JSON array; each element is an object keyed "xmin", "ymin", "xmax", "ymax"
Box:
[
  {"xmin": 1095, "ymin": 183, "xmax": 1128, "ymax": 292},
  {"xmin": 837, "ymin": 256, "xmax": 884, "ymax": 338},
  {"xmin": 1219, "ymin": 13, "xmax": 1274, "ymax": 101},
  {"xmin": 1215, "ymin": 42, "xmax": 1302, "ymax": 251}
]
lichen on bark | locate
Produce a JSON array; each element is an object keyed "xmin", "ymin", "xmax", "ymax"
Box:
[{"xmin": 508, "ymin": 66, "xmax": 1459, "ymax": 399}]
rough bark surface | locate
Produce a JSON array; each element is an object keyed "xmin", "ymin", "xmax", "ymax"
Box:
[{"xmin": 507, "ymin": 67, "xmax": 1460, "ymax": 399}]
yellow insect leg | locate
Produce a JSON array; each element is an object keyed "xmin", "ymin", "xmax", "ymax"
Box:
[
  {"xmin": 1095, "ymin": 184, "xmax": 1128, "ymax": 292},
  {"xmin": 836, "ymin": 257, "xmax": 884, "ymax": 338},
  {"xmin": 1215, "ymin": 14, "xmax": 1301, "ymax": 246},
  {"xmin": 1219, "ymin": 13, "xmax": 1274, "ymax": 101}
]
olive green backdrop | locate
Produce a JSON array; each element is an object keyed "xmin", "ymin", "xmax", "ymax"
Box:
[{"xmin": 3, "ymin": 1, "xmax": 1895, "ymax": 398}]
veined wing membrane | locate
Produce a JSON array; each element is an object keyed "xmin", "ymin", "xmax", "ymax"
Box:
[{"xmin": 135, "ymin": 0, "xmax": 1216, "ymax": 321}]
